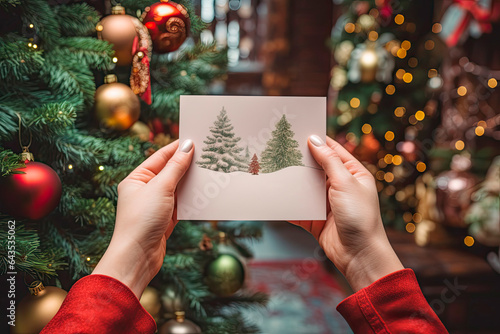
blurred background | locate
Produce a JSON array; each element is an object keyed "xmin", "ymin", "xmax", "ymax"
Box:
[{"xmin": 0, "ymin": 0, "xmax": 499, "ymax": 333}]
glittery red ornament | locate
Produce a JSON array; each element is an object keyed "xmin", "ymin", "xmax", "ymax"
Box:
[
  {"xmin": 0, "ymin": 154, "xmax": 62, "ymax": 220},
  {"xmin": 142, "ymin": 0, "xmax": 190, "ymax": 53}
]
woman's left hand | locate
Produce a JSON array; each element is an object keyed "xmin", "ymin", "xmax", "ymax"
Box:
[{"xmin": 92, "ymin": 139, "xmax": 194, "ymax": 298}]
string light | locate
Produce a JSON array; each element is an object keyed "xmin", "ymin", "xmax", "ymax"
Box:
[
  {"xmin": 488, "ymin": 78, "xmax": 498, "ymax": 88},
  {"xmin": 394, "ymin": 14, "xmax": 404, "ymax": 25},
  {"xmin": 457, "ymin": 86, "xmax": 467, "ymax": 96},
  {"xmin": 475, "ymin": 126, "xmax": 485, "ymax": 136},
  {"xmin": 464, "ymin": 236, "xmax": 474, "ymax": 247},
  {"xmin": 415, "ymin": 110, "xmax": 425, "ymax": 121},
  {"xmin": 403, "ymin": 72, "xmax": 413, "ymax": 83},
  {"xmin": 397, "ymin": 48, "xmax": 407, "ymax": 58},
  {"xmin": 86, "ymin": 257, "xmax": 91, "ymax": 262},
  {"xmin": 112, "ymin": 57, "xmax": 118, "ymax": 63},
  {"xmin": 350, "ymin": 97, "xmax": 360, "ymax": 108},
  {"xmin": 401, "ymin": 40, "xmax": 411, "ymax": 50},
  {"xmin": 345, "ymin": 23, "xmax": 355, "ymax": 33},
  {"xmin": 428, "ymin": 69, "xmax": 438, "ymax": 78},
  {"xmin": 454, "ymin": 140, "xmax": 465, "ymax": 150},
  {"xmin": 68, "ymin": 164, "xmax": 73, "ymax": 170},
  {"xmin": 392, "ymin": 155, "xmax": 403, "ymax": 165},
  {"xmin": 98, "ymin": 165, "xmax": 105, "ymax": 171},
  {"xmin": 394, "ymin": 107, "xmax": 405, "ymax": 117},
  {"xmin": 385, "ymin": 85, "xmax": 396, "ymax": 95},
  {"xmin": 406, "ymin": 222, "xmax": 416, "ymax": 233},
  {"xmin": 368, "ymin": 31, "xmax": 378, "ymax": 41},
  {"xmin": 424, "ymin": 40, "xmax": 435, "ymax": 50},
  {"xmin": 362, "ymin": 123, "xmax": 372, "ymax": 134},
  {"xmin": 29, "ymin": 23, "xmax": 34, "ymax": 28},
  {"xmin": 384, "ymin": 172, "xmax": 395, "ymax": 182},
  {"xmin": 96, "ymin": 24, "xmax": 104, "ymax": 32},
  {"xmin": 28, "ymin": 42, "xmax": 32, "ymax": 47},
  {"xmin": 384, "ymin": 154, "xmax": 393, "ymax": 164},
  {"xmin": 432, "ymin": 23, "xmax": 442, "ymax": 33},
  {"xmin": 32, "ymin": 44, "xmax": 38, "ymax": 49},
  {"xmin": 416, "ymin": 162, "xmax": 426, "ymax": 172},
  {"xmin": 385, "ymin": 131, "xmax": 395, "ymax": 141},
  {"xmin": 396, "ymin": 69, "xmax": 406, "ymax": 79}
]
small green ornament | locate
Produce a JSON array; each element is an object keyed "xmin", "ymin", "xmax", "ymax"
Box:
[{"xmin": 205, "ymin": 254, "xmax": 245, "ymax": 297}]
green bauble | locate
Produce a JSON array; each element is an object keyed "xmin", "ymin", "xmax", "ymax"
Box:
[{"xmin": 205, "ymin": 254, "xmax": 245, "ymax": 297}]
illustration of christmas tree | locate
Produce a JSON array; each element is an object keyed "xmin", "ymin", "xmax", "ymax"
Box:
[
  {"xmin": 248, "ymin": 154, "xmax": 260, "ymax": 175},
  {"xmin": 0, "ymin": 1, "xmax": 266, "ymax": 333},
  {"xmin": 260, "ymin": 115, "xmax": 303, "ymax": 173},
  {"xmin": 197, "ymin": 107, "xmax": 248, "ymax": 173}
]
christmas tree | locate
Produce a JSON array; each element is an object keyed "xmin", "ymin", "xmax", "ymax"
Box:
[
  {"xmin": 197, "ymin": 107, "xmax": 248, "ymax": 173},
  {"xmin": 328, "ymin": 0, "xmax": 499, "ymax": 246},
  {"xmin": 248, "ymin": 153, "xmax": 260, "ymax": 175},
  {"xmin": 260, "ymin": 115, "xmax": 303, "ymax": 173},
  {"xmin": 0, "ymin": 1, "xmax": 266, "ymax": 333}
]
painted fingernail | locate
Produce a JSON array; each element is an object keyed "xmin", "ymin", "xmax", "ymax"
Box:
[
  {"xmin": 180, "ymin": 139, "xmax": 193, "ymax": 153},
  {"xmin": 309, "ymin": 135, "xmax": 324, "ymax": 147}
]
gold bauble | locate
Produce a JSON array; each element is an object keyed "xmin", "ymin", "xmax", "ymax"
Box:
[
  {"xmin": 12, "ymin": 281, "xmax": 67, "ymax": 334},
  {"xmin": 129, "ymin": 121, "xmax": 152, "ymax": 141},
  {"xmin": 97, "ymin": 6, "xmax": 138, "ymax": 66},
  {"xmin": 159, "ymin": 311, "xmax": 201, "ymax": 334},
  {"xmin": 140, "ymin": 286, "xmax": 161, "ymax": 320},
  {"xmin": 359, "ymin": 48, "xmax": 378, "ymax": 83},
  {"xmin": 161, "ymin": 285, "xmax": 185, "ymax": 316},
  {"xmin": 95, "ymin": 75, "xmax": 140, "ymax": 131}
]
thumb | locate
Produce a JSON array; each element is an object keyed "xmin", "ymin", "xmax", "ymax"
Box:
[
  {"xmin": 152, "ymin": 139, "xmax": 194, "ymax": 195},
  {"xmin": 308, "ymin": 135, "xmax": 353, "ymax": 184}
]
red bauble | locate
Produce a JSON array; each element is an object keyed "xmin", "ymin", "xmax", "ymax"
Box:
[
  {"xmin": 0, "ymin": 161, "xmax": 62, "ymax": 220},
  {"xmin": 142, "ymin": 1, "xmax": 190, "ymax": 53}
]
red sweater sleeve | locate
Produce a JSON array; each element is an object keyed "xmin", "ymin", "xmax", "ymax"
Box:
[
  {"xmin": 41, "ymin": 274, "xmax": 156, "ymax": 334},
  {"xmin": 337, "ymin": 268, "xmax": 448, "ymax": 334}
]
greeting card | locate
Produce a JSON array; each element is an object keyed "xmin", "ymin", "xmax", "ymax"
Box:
[{"xmin": 178, "ymin": 96, "xmax": 326, "ymax": 221}]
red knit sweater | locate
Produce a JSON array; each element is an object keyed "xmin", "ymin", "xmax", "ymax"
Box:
[{"xmin": 41, "ymin": 268, "xmax": 447, "ymax": 333}]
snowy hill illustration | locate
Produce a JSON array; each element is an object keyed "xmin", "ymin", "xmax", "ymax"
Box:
[{"xmin": 178, "ymin": 166, "xmax": 326, "ymax": 221}]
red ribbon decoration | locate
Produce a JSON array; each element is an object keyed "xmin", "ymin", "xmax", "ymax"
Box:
[
  {"xmin": 444, "ymin": 0, "xmax": 495, "ymax": 47},
  {"xmin": 132, "ymin": 36, "xmax": 152, "ymax": 105}
]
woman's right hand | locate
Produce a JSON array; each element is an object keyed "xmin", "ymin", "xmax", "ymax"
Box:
[{"xmin": 290, "ymin": 136, "xmax": 403, "ymax": 292}]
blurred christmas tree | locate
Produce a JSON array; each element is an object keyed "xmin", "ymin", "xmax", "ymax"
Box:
[
  {"xmin": 0, "ymin": 0, "xmax": 266, "ymax": 333},
  {"xmin": 328, "ymin": 0, "xmax": 499, "ymax": 248}
]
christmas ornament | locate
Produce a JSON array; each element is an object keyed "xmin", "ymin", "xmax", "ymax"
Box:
[
  {"xmin": 161, "ymin": 285, "xmax": 185, "ymax": 315},
  {"xmin": 205, "ymin": 253, "xmax": 245, "ymax": 297},
  {"xmin": 129, "ymin": 121, "xmax": 153, "ymax": 142},
  {"xmin": 140, "ymin": 286, "xmax": 161, "ymax": 320},
  {"xmin": 436, "ymin": 154, "xmax": 479, "ymax": 228},
  {"xmin": 12, "ymin": 281, "xmax": 67, "ymax": 334},
  {"xmin": 142, "ymin": 1, "xmax": 190, "ymax": 54},
  {"xmin": 439, "ymin": 0, "xmax": 500, "ymax": 47},
  {"xmin": 94, "ymin": 74, "xmax": 140, "ymax": 131},
  {"xmin": 97, "ymin": 5, "xmax": 152, "ymax": 103},
  {"xmin": 348, "ymin": 34, "xmax": 394, "ymax": 83},
  {"xmin": 159, "ymin": 311, "xmax": 201, "ymax": 334},
  {"xmin": 465, "ymin": 156, "xmax": 500, "ymax": 246},
  {"xmin": 0, "ymin": 147, "xmax": 62, "ymax": 220}
]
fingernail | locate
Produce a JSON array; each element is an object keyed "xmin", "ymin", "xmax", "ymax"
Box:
[
  {"xmin": 309, "ymin": 135, "xmax": 324, "ymax": 147},
  {"xmin": 180, "ymin": 139, "xmax": 193, "ymax": 153}
]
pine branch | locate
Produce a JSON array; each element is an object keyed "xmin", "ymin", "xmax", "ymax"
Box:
[
  {"xmin": 0, "ymin": 104, "xmax": 19, "ymax": 142},
  {"xmin": 19, "ymin": 0, "xmax": 61, "ymax": 47},
  {"xmin": 54, "ymin": 3, "xmax": 101, "ymax": 37},
  {"xmin": 57, "ymin": 38, "xmax": 114, "ymax": 70},
  {"xmin": 0, "ymin": 148, "xmax": 24, "ymax": 176},
  {"xmin": 0, "ymin": 36, "xmax": 44, "ymax": 82},
  {"xmin": 27, "ymin": 102, "xmax": 76, "ymax": 136},
  {"xmin": 0, "ymin": 0, "xmax": 21, "ymax": 8}
]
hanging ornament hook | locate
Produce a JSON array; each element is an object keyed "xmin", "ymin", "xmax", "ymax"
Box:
[{"xmin": 16, "ymin": 113, "xmax": 34, "ymax": 162}]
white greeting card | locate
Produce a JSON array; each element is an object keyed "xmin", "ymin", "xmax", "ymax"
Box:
[{"xmin": 178, "ymin": 96, "xmax": 326, "ymax": 221}]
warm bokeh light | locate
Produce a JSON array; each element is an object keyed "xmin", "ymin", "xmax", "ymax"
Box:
[
  {"xmin": 362, "ymin": 123, "xmax": 372, "ymax": 134},
  {"xmin": 68, "ymin": 164, "xmax": 73, "ymax": 170},
  {"xmin": 432, "ymin": 23, "xmax": 442, "ymax": 33},
  {"xmin": 396, "ymin": 69, "xmax": 406, "ymax": 79},
  {"xmin": 384, "ymin": 154, "xmax": 393, "ymax": 164},
  {"xmin": 403, "ymin": 72, "xmax": 413, "ymax": 83},
  {"xmin": 403, "ymin": 212, "xmax": 413, "ymax": 222},
  {"xmin": 397, "ymin": 48, "xmax": 407, "ymax": 58},
  {"xmin": 406, "ymin": 222, "xmax": 416, "ymax": 233},
  {"xmin": 376, "ymin": 170, "xmax": 385, "ymax": 180},
  {"xmin": 415, "ymin": 110, "xmax": 425, "ymax": 121},
  {"xmin": 464, "ymin": 236, "xmax": 475, "ymax": 247},
  {"xmin": 455, "ymin": 140, "xmax": 465, "ymax": 150},
  {"xmin": 98, "ymin": 165, "xmax": 105, "ymax": 171},
  {"xmin": 475, "ymin": 126, "xmax": 485, "ymax": 136},
  {"xmin": 112, "ymin": 57, "xmax": 118, "ymax": 63},
  {"xmin": 350, "ymin": 97, "xmax": 361, "ymax": 108},
  {"xmin": 368, "ymin": 31, "xmax": 378, "ymax": 41},
  {"xmin": 96, "ymin": 24, "xmax": 103, "ymax": 32},
  {"xmin": 416, "ymin": 162, "xmax": 426, "ymax": 172},
  {"xmin": 394, "ymin": 107, "xmax": 405, "ymax": 117},
  {"xmin": 384, "ymin": 172, "xmax": 395, "ymax": 182},
  {"xmin": 394, "ymin": 14, "xmax": 404, "ymax": 25},
  {"xmin": 488, "ymin": 78, "xmax": 498, "ymax": 88},
  {"xmin": 424, "ymin": 40, "xmax": 435, "ymax": 50},
  {"xmin": 345, "ymin": 23, "xmax": 355, "ymax": 33},
  {"xmin": 413, "ymin": 213, "xmax": 422, "ymax": 223},
  {"xmin": 408, "ymin": 57, "xmax": 418, "ymax": 68},
  {"xmin": 428, "ymin": 69, "xmax": 438, "ymax": 78},
  {"xmin": 29, "ymin": 23, "xmax": 34, "ymax": 28},
  {"xmin": 457, "ymin": 86, "xmax": 467, "ymax": 96},
  {"xmin": 401, "ymin": 40, "xmax": 411, "ymax": 50},
  {"xmin": 392, "ymin": 155, "xmax": 403, "ymax": 165},
  {"xmin": 386, "ymin": 84, "xmax": 396, "ymax": 95},
  {"xmin": 385, "ymin": 131, "xmax": 395, "ymax": 141}
]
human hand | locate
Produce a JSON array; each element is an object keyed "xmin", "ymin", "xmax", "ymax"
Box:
[
  {"xmin": 290, "ymin": 136, "xmax": 403, "ymax": 292},
  {"xmin": 92, "ymin": 139, "xmax": 194, "ymax": 298}
]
